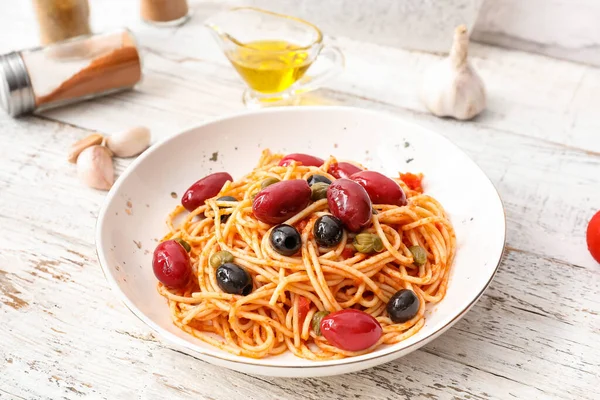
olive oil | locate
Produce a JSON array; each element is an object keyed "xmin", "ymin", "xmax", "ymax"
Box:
[{"xmin": 226, "ymin": 40, "xmax": 313, "ymax": 94}]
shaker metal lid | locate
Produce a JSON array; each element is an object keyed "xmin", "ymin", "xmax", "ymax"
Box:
[{"xmin": 0, "ymin": 52, "xmax": 35, "ymax": 116}]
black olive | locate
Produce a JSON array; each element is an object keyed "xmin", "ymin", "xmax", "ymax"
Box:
[
  {"xmin": 307, "ymin": 174, "xmax": 332, "ymax": 186},
  {"xmin": 387, "ymin": 289, "xmax": 420, "ymax": 323},
  {"xmin": 217, "ymin": 196, "xmax": 237, "ymax": 222},
  {"xmin": 270, "ymin": 224, "xmax": 302, "ymax": 256},
  {"xmin": 216, "ymin": 263, "xmax": 252, "ymax": 295},
  {"xmin": 313, "ymin": 215, "xmax": 344, "ymax": 247}
]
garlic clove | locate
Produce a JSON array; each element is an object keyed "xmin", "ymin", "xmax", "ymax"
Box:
[
  {"xmin": 420, "ymin": 25, "xmax": 486, "ymax": 121},
  {"xmin": 106, "ymin": 126, "xmax": 151, "ymax": 158},
  {"xmin": 67, "ymin": 133, "xmax": 104, "ymax": 164},
  {"xmin": 100, "ymin": 136, "xmax": 114, "ymax": 157},
  {"xmin": 77, "ymin": 145, "xmax": 114, "ymax": 191}
]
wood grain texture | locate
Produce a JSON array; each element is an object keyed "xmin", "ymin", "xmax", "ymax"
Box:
[
  {"xmin": 1, "ymin": 1, "xmax": 599, "ymax": 399},
  {"xmin": 37, "ymin": 48, "xmax": 600, "ymax": 269}
]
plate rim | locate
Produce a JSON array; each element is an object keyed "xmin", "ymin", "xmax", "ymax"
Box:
[{"xmin": 95, "ymin": 106, "xmax": 507, "ymax": 370}]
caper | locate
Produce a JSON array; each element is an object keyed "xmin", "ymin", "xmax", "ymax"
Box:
[
  {"xmin": 311, "ymin": 310, "xmax": 330, "ymax": 336},
  {"xmin": 307, "ymin": 175, "xmax": 332, "ymax": 186},
  {"xmin": 409, "ymin": 245, "xmax": 427, "ymax": 266},
  {"xmin": 261, "ymin": 177, "xmax": 280, "ymax": 189},
  {"xmin": 210, "ymin": 250, "xmax": 234, "ymax": 268},
  {"xmin": 353, "ymin": 233, "xmax": 384, "ymax": 254},
  {"xmin": 310, "ymin": 182, "xmax": 329, "ymax": 201},
  {"xmin": 175, "ymin": 238, "xmax": 191, "ymax": 252}
]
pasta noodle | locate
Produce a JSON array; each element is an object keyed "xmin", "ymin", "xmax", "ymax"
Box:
[{"xmin": 157, "ymin": 150, "xmax": 456, "ymax": 359}]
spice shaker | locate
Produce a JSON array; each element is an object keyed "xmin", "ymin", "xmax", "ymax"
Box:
[
  {"xmin": 0, "ymin": 29, "xmax": 142, "ymax": 117},
  {"xmin": 140, "ymin": 0, "xmax": 190, "ymax": 26},
  {"xmin": 33, "ymin": 0, "xmax": 92, "ymax": 44}
]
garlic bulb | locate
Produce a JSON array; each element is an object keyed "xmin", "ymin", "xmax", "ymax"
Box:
[
  {"xmin": 420, "ymin": 25, "xmax": 486, "ymax": 120},
  {"xmin": 106, "ymin": 126, "xmax": 151, "ymax": 158},
  {"xmin": 77, "ymin": 145, "xmax": 114, "ymax": 191}
]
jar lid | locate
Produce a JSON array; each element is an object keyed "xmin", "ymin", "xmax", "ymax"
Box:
[{"xmin": 0, "ymin": 52, "xmax": 35, "ymax": 116}]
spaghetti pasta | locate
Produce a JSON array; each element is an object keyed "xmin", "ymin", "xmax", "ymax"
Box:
[{"xmin": 156, "ymin": 150, "xmax": 456, "ymax": 359}]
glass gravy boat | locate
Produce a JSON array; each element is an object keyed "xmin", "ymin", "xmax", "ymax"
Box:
[{"xmin": 205, "ymin": 7, "xmax": 344, "ymax": 108}]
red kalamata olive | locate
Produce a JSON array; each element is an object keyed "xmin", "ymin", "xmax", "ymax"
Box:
[
  {"xmin": 320, "ymin": 309, "xmax": 382, "ymax": 351},
  {"xmin": 350, "ymin": 170, "xmax": 407, "ymax": 206},
  {"xmin": 328, "ymin": 162, "xmax": 363, "ymax": 179},
  {"xmin": 279, "ymin": 153, "xmax": 324, "ymax": 167},
  {"xmin": 253, "ymin": 180, "xmax": 311, "ymax": 224},
  {"xmin": 181, "ymin": 172, "xmax": 233, "ymax": 212},
  {"xmin": 152, "ymin": 240, "xmax": 191, "ymax": 288},
  {"xmin": 327, "ymin": 179, "xmax": 372, "ymax": 232}
]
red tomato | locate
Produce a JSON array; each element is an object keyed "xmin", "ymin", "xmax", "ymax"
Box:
[
  {"xmin": 297, "ymin": 296, "xmax": 311, "ymax": 326},
  {"xmin": 279, "ymin": 153, "xmax": 324, "ymax": 167},
  {"xmin": 328, "ymin": 162, "xmax": 363, "ymax": 179},
  {"xmin": 295, "ymin": 218, "xmax": 309, "ymax": 233},
  {"xmin": 341, "ymin": 247, "xmax": 355, "ymax": 259},
  {"xmin": 320, "ymin": 309, "xmax": 382, "ymax": 351},
  {"xmin": 587, "ymin": 211, "xmax": 600, "ymax": 263},
  {"xmin": 152, "ymin": 240, "xmax": 191, "ymax": 288},
  {"xmin": 399, "ymin": 172, "xmax": 423, "ymax": 192}
]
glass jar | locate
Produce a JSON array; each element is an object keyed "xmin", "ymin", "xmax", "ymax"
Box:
[
  {"xmin": 0, "ymin": 29, "xmax": 142, "ymax": 116},
  {"xmin": 140, "ymin": 0, "xmax": 190, "ymax": 27},
  {"xmin": 32, "ymin": 0, "xmax": 91, "ymax": 44}
]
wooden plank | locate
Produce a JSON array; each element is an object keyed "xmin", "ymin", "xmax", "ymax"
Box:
[
  {"xmin": 1, "ymin": 243, "xmax": 597, "ymax": 399},
  {"xmin": 118, "ymin": 19, "xmax": 600, "ymax": 152},
  {"xmin": 0, "ymin": 2, "xmax": 599, "ymax": 399},
  {"xmin": 1, "ymin": 1, "xmax": 599, "ymax": 153},
  {"xmin": 29, "ymin": 52, "xmax": 600, "ymax": 269},
  {"xmin": 0, "ymin": 113, "xmax": 598, "ymax": 400}
]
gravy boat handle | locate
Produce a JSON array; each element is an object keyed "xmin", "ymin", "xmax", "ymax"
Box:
[{"xmin": 291, "ymin": 44, "xmax": 345, "ymax": 95}]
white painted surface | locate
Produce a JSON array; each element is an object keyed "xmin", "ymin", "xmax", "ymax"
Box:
[
  {"xmin": 1, "ymin": 1, "xmax": 599, "ymax": 399},
  {"xmin": 198, "ymin": 0, "xmax": 600, "ymax": 65},
  {"xmin": 242, "ymin": 0, "xmax": 485, "ymax": 53},
  {"xmin": 473, "ymin": 0, "xmax": 600, "ymax": 67}
]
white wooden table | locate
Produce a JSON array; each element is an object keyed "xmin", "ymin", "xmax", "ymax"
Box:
[{"xmin": 1, "ymin": 2, "xmax": 599, "ymax": 399}]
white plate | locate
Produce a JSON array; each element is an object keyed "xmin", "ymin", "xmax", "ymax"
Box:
[{"xmin": 96, "ymin": 106, "xmax": 505, "ymax": 377}]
